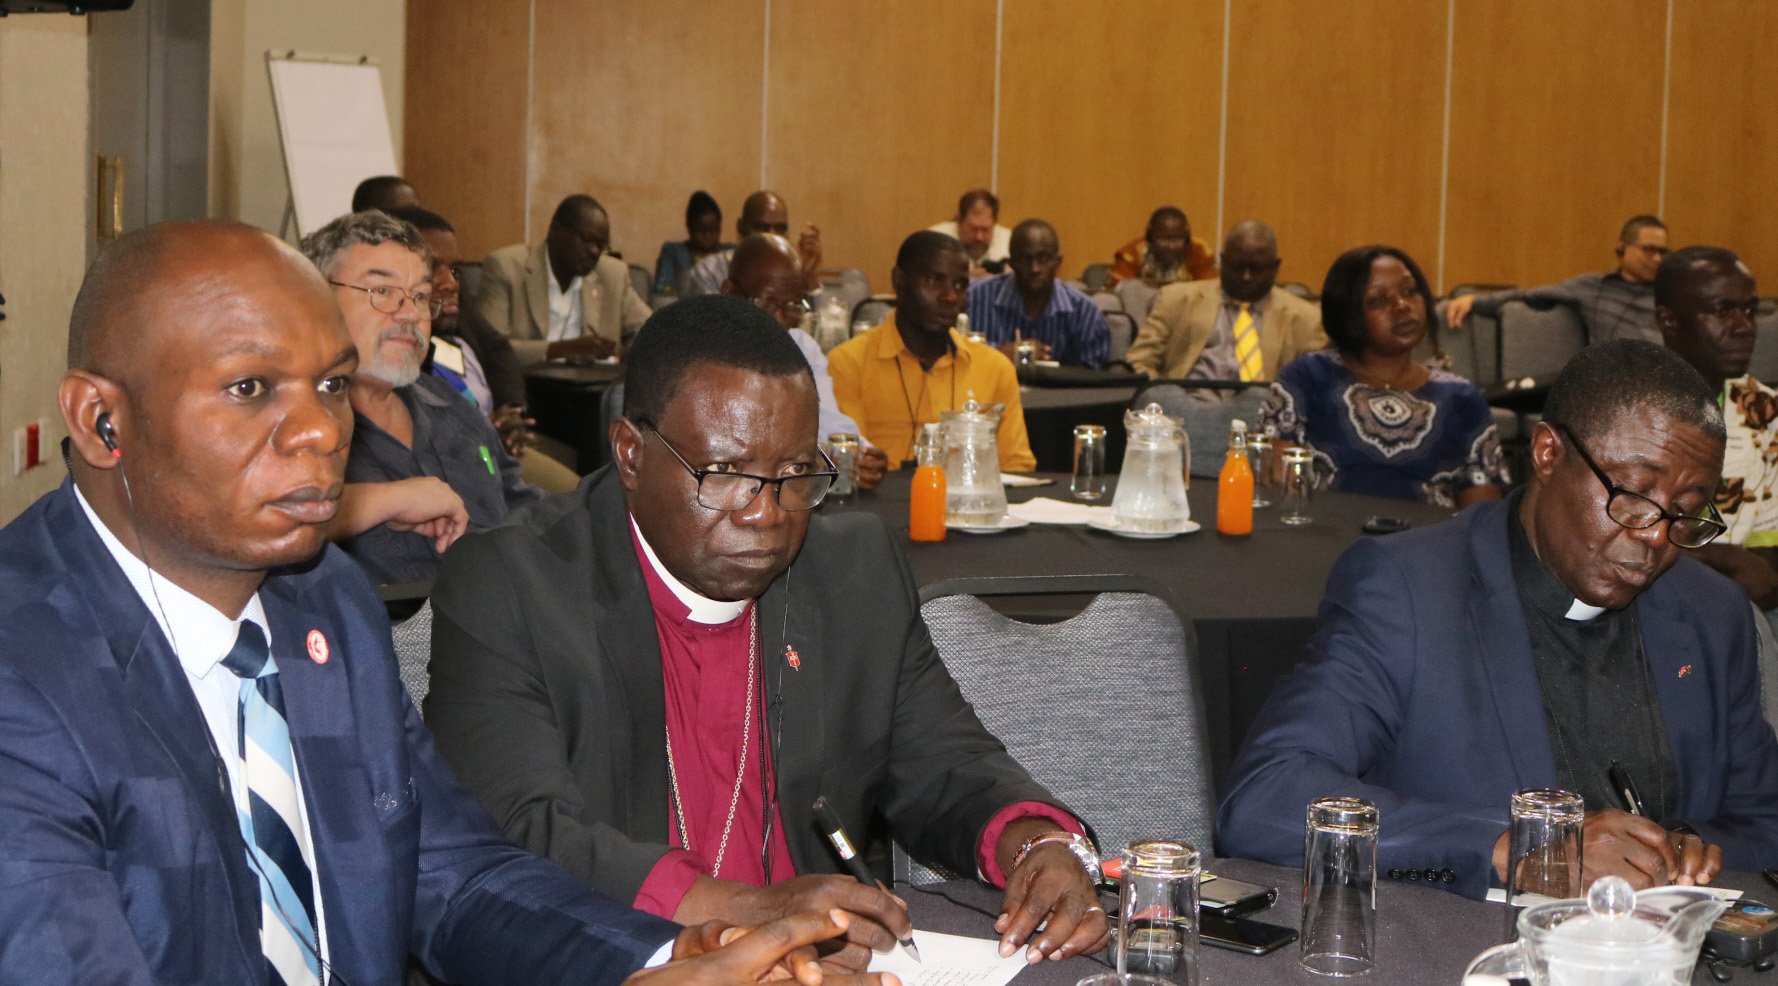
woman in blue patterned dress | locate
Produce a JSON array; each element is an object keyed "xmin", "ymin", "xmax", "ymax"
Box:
[{"xmin": 1260, "ymin": 245, "xmax": 1508, "ymax": 508}]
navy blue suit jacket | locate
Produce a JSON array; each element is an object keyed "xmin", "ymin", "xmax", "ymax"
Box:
[
  {"xmin": 1216, "ymin": 498, "xmax": 1778, "ymax": 899},
  {"xmin": 0, "ymin": 481, "xmax": 677, "ymax": 985}
]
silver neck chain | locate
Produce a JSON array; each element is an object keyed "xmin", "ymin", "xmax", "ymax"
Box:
[{"xmin": 664, "ymin": 606, "xmax": 758, "ymax": 879}]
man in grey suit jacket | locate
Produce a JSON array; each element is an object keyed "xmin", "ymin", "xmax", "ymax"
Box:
[
  {"xmin": 1126, "ymin": 221, "xmax": 1325, "ymax": 382},
  {"xmin": 427, "ymin": 295, "xmax": 1109, "ymax": 972},
  {"xmin": 476, "ymin": 194, "xmax": 652, "ymax": 365}
]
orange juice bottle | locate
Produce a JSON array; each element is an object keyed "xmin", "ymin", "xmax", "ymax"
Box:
[
  {"xmin": 1217, "ymin": 419, "xmax": 1254, "ymax": 536},
  {"xmin": 910, "ymin": 424, "xmax": 947, "ymax": 542}
]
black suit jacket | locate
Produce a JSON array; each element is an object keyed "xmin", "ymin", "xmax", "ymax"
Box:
[{"xmin": 425, "ymin": 466, "xmax": 1070, "ymax": 904}]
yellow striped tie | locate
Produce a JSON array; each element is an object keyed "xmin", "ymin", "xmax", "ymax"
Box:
[{"xmin": 1233, "ymin": 302, "xmax": 1262, "ymax": 381}]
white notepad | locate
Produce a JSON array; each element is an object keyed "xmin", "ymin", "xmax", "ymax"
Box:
[{"xmin": 868, "ymin": 930, "xmax": 1029, "ymax": 986}]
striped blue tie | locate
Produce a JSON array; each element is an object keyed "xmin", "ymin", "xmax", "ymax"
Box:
[{"xmin": 222, "ymin": 622, "xmax": 322, "ymax": 986}]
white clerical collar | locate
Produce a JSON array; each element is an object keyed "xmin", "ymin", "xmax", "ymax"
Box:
[
  {"xmin": 629, "ymin": 515, "xmax": 749, "ymax": 625},
  {"xmin": 1565, "ymin": 599, "xmax": 1607, "ymax": 622},
  {"xmin": 74, "ymin": 485, "xmax": 270, "ymax": 680}
]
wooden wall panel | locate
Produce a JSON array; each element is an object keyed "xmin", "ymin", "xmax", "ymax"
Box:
[
  {"xmin": 403, "ymin": 0, "xmax": 529, "ymax": 261},
  {"xmin": 997, "ymin": 0, "xmax": 1222, "ymax": 275},
  {"xmin": 1666, "ymin": 0, "xmax": 1778, "ymax": 283},
  {"xmin": 1443, "ymin": 0, "xmax": 1664, "ymax": 289},
  {"xmin": 765, "ymin": 1, "xmax": 997, "ymax": 290},
  {"xmin": 528, "ymin": 0, "xmax": 765, "ymax": 274},
  {"xmin": 1222, "ymin": 0, "xmax": 1446, "ymax": 293}
]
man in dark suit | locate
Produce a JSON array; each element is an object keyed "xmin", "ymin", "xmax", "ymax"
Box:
[
  {"xmin": 0, "ymin": 220, "xmax": 881, "ymax": 986},
  {"xmin": 1218, "ymin": 339, "xmax": 1778, "ymax": 900},
  {"xmin": 426, "ymin": 295, "xmax": 1108, "ymax": 971}
]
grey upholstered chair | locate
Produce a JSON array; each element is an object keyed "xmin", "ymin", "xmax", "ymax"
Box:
[
  {"xmin": 1113, "ymin": 278, "xmax": 1160, "ymax": 323},
  {"xmin": 1080, "ymin": 263, "xmax": 1112, "ymax": 293},
  {"xmin": 1088, "ymin": 291, "xmax": 1123, "ymax": 314},
  {"xmin": 390, "ymin": 600, "xmax": 434, "ymax": 705},
  {"xmin": 894, "ymin": 575, "xmax": 1212, "ymax": 886},
  {"xmin": 1104, "ymin": 311, "xmax": 1137, "ymax": 366},
  {"xmin": 1752, "ymin": 600, "xmax": 1778, "ymax": 735},
  {"xmin": 1135, "ymin": 382, "xmax": 1270, "ymax": 477},
  {"xmin": 1496, "ymin": 300, "xmax": 1586, "ymax": 386},
  {"xmin": 627, "ymin": 263, "xmax": 651, "ymax": 302},
  {"xmin": 1748, "ymin": 299, "xmax": 1778, "ymax": 384},
  {"xmin": 850, "ymin": 295, "xmax": 895, "ymax": 330}
]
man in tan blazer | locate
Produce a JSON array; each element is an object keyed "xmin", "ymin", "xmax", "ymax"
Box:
[
  {"xmin": 476, "ymin": 194, "xmax": 651, "ymax": 366},
  {"xmin": 1126, "ymin": 220, "xmax": 1325, "ymax": 382}
]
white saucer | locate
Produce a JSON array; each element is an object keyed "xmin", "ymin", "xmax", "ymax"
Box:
[
  {"xmin": 1086, "ymin": 516, "xmax": 1200, "ymax": 539},
  {"xmin": 946, "ymin": 514, "xmax": 1031, "ymax": 534}
]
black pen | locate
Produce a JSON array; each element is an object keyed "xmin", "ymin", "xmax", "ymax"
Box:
[
  {"xmin": 1609, "ymin": 760, "xmax": 1648, "ymax": 816},
  {"xmin": 811, "ymin": 796, "xmax": 921, "ymax": 963}
]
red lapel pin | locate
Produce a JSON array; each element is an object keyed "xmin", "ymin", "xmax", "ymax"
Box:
[
  {"xmin": 1677, "ymin": 664, "xmax": 1693, "ymax": 678},
  {"xmin": 785, "ymin": 645, "xmax": 801, "ymax": 670},
  {"xmin": 306, "ymin": 629, "xmax": 331, "ymax": 665}
]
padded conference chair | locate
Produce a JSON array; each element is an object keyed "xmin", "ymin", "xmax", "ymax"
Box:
[
  {"xmin": 1114, "ymin": 278, "xmax": 1160, "ymax": 323},
  {"xmin": 390, "ymin": 600, "xmax": 434, "ymax": 705},
  {"xmin": 1496, "ymin": 300, "xmax": 1586, "ymax": 386},
  {"xmin": 1088, "ymin": 291, "xmax": 1123, "ymax": 314},
  {"xmin": 851, "ymin": 295, "xmax": 895, "ymax": 330},
  {"xmin": 627, "ymin": 263, "xmax": 652, "ymax": 302},
  {"xmin": 1104, "ymin": 311, "xmax": 1137, "ymax": 366},
  {"xmin": 1081, "ymin": 263, "xmax": 1112, "ymax": 293},
  {"xmin": 894, "ymin": 575, "xmax": 1213, "ymax": 885},
  {"xmin": 1277, "ymin": 281, "xmax": 1316, "ymax": 303},
  {"xmin": 454, "ymin": 261, "xmax": 483, "ymax": 312},
  {"xmin": 1751, "ymin": 599, "xmax": 1778, "ymax": 735},
  {"xmin": 1135, "ymin": 382, "xmax": 1270, "ymax": 478},
  {"xmin": 1749, "ymin": 299, "xmax": 1778, "ymax": 384}
]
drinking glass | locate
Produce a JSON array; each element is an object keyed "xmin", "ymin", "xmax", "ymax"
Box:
[
  {"xmin": 1280, "ymin": 448, "xmax": 1314, "ymax": 526},
  {"xmin": 1072, "ymin": 424, "xmax": 1108, "ymax": 500},
  {"xmin": 1505, "ymin": 789, "xmax": 1585, "ymax": 939},
  {"xmin": 1300, "ymin": 796, "xmax": 1379, "ymax": 977},
  {"xmin": 1248, "ymin": 432, "xmax": 1276, "ymax": 508},
  {"xmin": 1116, "ymin": 839, "xmax": 1200, "ymax": 986}
]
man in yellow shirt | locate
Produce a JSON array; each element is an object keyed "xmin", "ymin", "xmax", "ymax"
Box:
[{"xmin": 828, "ymin": 231, "xmax": 1037, "ymax": 472}]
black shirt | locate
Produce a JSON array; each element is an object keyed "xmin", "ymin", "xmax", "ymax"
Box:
[{"xmin": 1507, "ymin": 495, "xmax": 1677, "ymax": 820}]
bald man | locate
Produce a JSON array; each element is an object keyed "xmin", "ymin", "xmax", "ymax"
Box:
[
  {"xmin": 0, "ymin": 220, "xmax": 882, "ymax": 986},
  {"xmin": 721, "ymin": 234, "xmax": 887, "ymax": 490},
  {"xmin": 685, "ymin": 191, "xmax": 822, "ymax": 296},
  {"xmin": 1125, "ymin": 220, "xmax": 1325, "ymax": 386}
]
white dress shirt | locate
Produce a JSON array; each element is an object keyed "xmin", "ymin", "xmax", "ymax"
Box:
[
  {"xmin": 74, "ymin": 487, "xmax": 330, "ymax": 967},
  {"xmin": 788, "ymin": 328, "xmax": 863, "ymax": 440},
  {"xmin": 545, "ymin": 252, "xmax": 585, "ymax": 342}
]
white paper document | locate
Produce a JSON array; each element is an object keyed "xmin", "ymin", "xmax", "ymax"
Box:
[
  {"xmin": 1485, "ymin": 884, "xmax": 1742, "ymax": 905},
  {"xmin": 868, "ymin": 930, "xmax": 1029, "ymax": 986}
]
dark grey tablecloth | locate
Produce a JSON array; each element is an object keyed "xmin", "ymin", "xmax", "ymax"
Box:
[
  {"xmin": 827, "ymin": 472, "xmax": 1454, "ymax": 789},
  {"xmin": 900, "ymin": 861, "xmax": 1770, "ymax": 985}
]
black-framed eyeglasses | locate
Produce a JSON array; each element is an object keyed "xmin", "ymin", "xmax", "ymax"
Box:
[
  {"xmin": 638, "ymin": 421, "xmax": 838, "ymax": 511},
  {"xmin": 329, "ymin": 280, "xmax": 445, "ymax": 318},
  {"xmin": 1550, "ymin": 421, "xmax": 1726, "ymax": 548},
  {"xmin": 751, "ymin": 295, "xmax": 812, "ymax": 323}
]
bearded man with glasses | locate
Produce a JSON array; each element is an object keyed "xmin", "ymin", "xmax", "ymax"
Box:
[
  {"xmin": 1219, "ymin": 339, "xmax": 1778, "ymax": 900},
  {"xmin": 301, "ymin": 210, "xmax": 541, "ymax": 584},
  {"xmin": 426, "ymin": 295, "xmax": 1110, "ymax": 972}
]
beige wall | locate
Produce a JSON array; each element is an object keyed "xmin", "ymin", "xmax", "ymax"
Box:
[
  {"xmin": 0, "ymin": 16, "xmax": 88, "ymax": 522},
  {"xmin": 409, "ymin": 0, "xmax": 1778, "ymax": 294},
  {"xmin": 211, "ymin": 0, "xmax": 406, "ymax": 234}
]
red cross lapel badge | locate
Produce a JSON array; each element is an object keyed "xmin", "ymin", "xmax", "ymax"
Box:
[
  {"xmin": 1677, "ymin": 664, "xmax": 1693, "ymax": 679},
  {"xmin": 785, "ymin": 645, "xmax": 801, "ymax": 670}
]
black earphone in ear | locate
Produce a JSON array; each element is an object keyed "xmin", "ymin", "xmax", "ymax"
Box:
[{"xmin": 96, "ymin": 412, "xmax": 120, "ymax": 456}]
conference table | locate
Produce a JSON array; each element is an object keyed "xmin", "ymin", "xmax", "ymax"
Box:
[
  {"xmin": 826, "ymin": 471, "xmax": 1455, "ymax": 790},
  {"xmin": 906, "ymin": 860, "xmax": 1770, "ymax": 985},
  {"xmin": 523, "ymin": 361, "xmax": 623, "ymax": 472}
]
